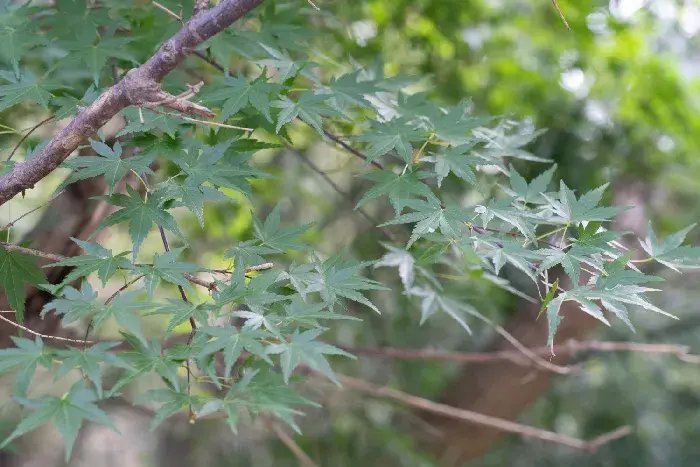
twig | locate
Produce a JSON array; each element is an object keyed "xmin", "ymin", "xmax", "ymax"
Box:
[
  {"xmin": 333, "ymin": 373, "xmax": 630, "ymax": 452},
  {"xmin": 6, "ymin": 115, "xmax": 55, "ymax": 162},
  {"xmin": 321, "ymin": 129, "xmax": 384, "ymax": 170},
  {"xmin": 266, "ymin": 419, "xmax": 319, "ymax": 467},
  {"xmin": 0, "ymin": 241, "xmax": 65, "ymax": 262},
  {"xmin": 153, "ymin": 0, "xmax": 184, "ymax": 23},
  {"xmin": 340, "ymin": 339, "xmax": 697, "ymax": 366},
  {"xmin": 282, "ymin": 140, "xmax": 396, "ymax": 241},
  {"xmin": 0, "ymin": 313, "xmax": 95, "ymax": 344},
  {"xmin": 147, "ymin": 108, "xmax": 253, "ymax": 132},
  {"xmin": 0, "ymin": 190, "xmax": 65, "ymax": 231},
  {"xmin": 494, "ymin": 325, "xmax": 572, "ymax": 374},
  {"xmin": 551, "ymin": 0, "xmax": 571, "ymax": 30}
]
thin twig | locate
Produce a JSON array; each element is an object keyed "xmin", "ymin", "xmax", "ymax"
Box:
[
  {"xmin": 551, "ymin": 0, "xmax": 571, "ymax": 30},
  {"xmin": 333, "ymin": 372, "xmax": 630, "ymax": 452},
  {"xmin": 147, "ymin": 107, "xmax": 253, "ymax": 131},
  {"xmin": 266, "ymin": 419, "xmax": 319, "ymax": 467},
  {"xmin": 0, "ymin": 313, "xmax": 95, "ymax": 344},
  {"xmin": 7, "ymin": 115, "xmax": 55, "ymax": 162},
  {"xmin": 0, "ymin": 190, "xmax": 65, "ymax": 231},
  {"xmin": 282, "ymin": 140, "xmax": 396, "ymax": 241},
  {"xmin": 153, "ymin": 0, "xmax": 183, "ymax": 23},
  {"xmin": 321, "ymin": 128, "xmax": 384, "ymax": 170},
  {"xmin": 494, "ymin": 325, "xmax": 572, "ymax": 374}
]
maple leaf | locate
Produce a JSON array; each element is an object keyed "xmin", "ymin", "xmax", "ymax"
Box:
[
  {"xmin": 0, "ymin": 245, "xmax": 47, "ymax": 323},
  {"xmin": 60, "ymin": 139, "xmax": 155, "ymax": 193},
  {"xmin": 1, "ymin": 382, "xmax": 115, "ymax": 461},
  {"xmin": 46, "ymin": 238, "xmax": 132, "ymax": 287},
  {"xmin": 353, "ymin": 118, "xmax": 426, "ymax": 165},
  {"xmin": 356, "ymin": 169, "xmax": 439, "ymax": 216},
  {"xmin": 204, "ymin": 72, "xmax": 281, "ymax": 123},
  {"xmin": 273, "ymin": 91, "xmax": 345, "ymax": 135},
  {"xmin": 265, "ymin": 328, "xmax": 354, "ymax": 385},
  {"xmin": 93, "ymin": 185, "xmax": 183, "ymax": 260},
  {"xmin": 135, "ymin": 248, "xmax": 199, "ymax": 300}
]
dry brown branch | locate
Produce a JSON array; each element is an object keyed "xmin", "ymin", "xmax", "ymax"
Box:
[{"xmin": 333, "ymin": 372, "xmax": 631, "ymax": 452}]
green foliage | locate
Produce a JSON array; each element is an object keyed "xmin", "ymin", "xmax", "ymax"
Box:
[{"xmin": 0, "ymin": 0, "xmax": 698, "ymax": 463}]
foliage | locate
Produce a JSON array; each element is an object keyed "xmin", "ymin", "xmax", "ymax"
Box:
[{"xmin": 0, "ymin": 0, "xmax": 698, "ymax": 463}]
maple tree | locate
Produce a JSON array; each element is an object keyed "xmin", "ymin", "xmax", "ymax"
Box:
[{"xmin": 0, "ymin": 0, "xmax": 698, "ymax": 464}]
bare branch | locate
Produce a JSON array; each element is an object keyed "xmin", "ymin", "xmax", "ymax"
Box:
[
  {"xmin": 341, "ymin": 339, "xmax": 697, "ymax": 366},
  {"xmin": 0, "ymin": 0, "xmax": 265, "ymax": 207},
  {"xmin": 266, "ymin": 419, "xmax": 319, "ymax": 467},
  {"xmin": 333, "ymin": 372, "xmax": 630, "ymax": 452},
  {"xmin": 0, "ymin": 313, "xmax": 95, "ymax": 345},
  {"xmin": 7, "ymin": 115, "xmax": 55, "ymax": 162}
]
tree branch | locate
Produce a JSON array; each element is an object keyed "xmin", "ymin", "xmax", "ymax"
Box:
[
  {"xmin": 0, "ymin": 0, "xmax": 265, "ymax": 207},
  {"xmin": 332, "ymin": 373, "xmax": 631, "ymax": 452},
  {"xmin": 341, "ymin": 339, "xmax": 696, "ymax": 366}
]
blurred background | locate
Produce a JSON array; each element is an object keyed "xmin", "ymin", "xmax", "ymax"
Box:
[{"xmin": 2, "ymin": 0, "xmax": 700, "ymax": 465}]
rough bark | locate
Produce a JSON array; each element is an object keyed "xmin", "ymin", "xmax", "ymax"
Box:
[
  {"xmin": 420, "ymin": 179, "xmax": 649, "ymax": 465},
  {"xmin": 0, "ymin": 0, "xmax": 264, "ymax": 207}
]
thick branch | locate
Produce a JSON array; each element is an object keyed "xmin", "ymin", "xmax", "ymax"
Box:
[{"xmin": 0, "ymin": 0, "xmax": 265, "ymax": 206}]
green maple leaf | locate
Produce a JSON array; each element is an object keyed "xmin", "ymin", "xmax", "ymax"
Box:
[
  {"xmin": 56, "ymin": 342, "xmax": 131, "ymax": 398},
  {"xmin": 159, "ymin": 179, "xmax": 229, "ymax": 228},
  {"xmin": 0, "ymin": 73, "xmax": 60, "ymax": 113},
  {"xmin": 256, "ymin": 44, "xmax": 308, "ymax": 82},
  {"xmin": 136, "ymin": 388, "xmax": 202, "ymax": 430},
  {"xmin": 61, "ymin": 29, "xmax": 137, "ymax": 85},
  {"xmin": 318, "ymin": 70, "xmax": 381, "ymax": 111},
  {"xmin": 0, "ymin": 382, "xmax": 115, "ymax": 462},
  {"xmin": 273, "ymin": 91, "xmax": 345, "ymax": 135},
  {"xmin": 252, "ymin": 204, "xmax": 314, "ymax": 253},
  {"xmin": 381, "ymin": 199, "xmax": 470, "ymax": 248},
  {"xmin": 507, "ymin": 164, "xmax": 558, "ymax": 204},
  {"xmin": 51, "ymin": 85, "xmax": 101, "ymax": 120},
  {"xmin": 224, "ymin": 240, "xmax": 270, "ymax": 270},
  {"xmin": 279, "ymin": 298, "xmax": 361, "ymax": 328},
  {"xmin": 136, "ymin": 248, "xmax": 199, "ymax": 300},
  {"xmin": 60, "ymin": 139, "xmax": 155, "ymax": 193},
  {"xmin": 0, "ymin": 245, "xmax": 47, "ymax": 323},
  {"xmin": 542, "ymin": 181, "xmax": 623, "ymax": 224},
  {"xmin": 197, "ymin": 325, "xmax": 270, "ymax": 377},
  {"xmin": 213, "ymin": 270, "xmax": 287, "ymax": 312},
  {"xmin": 0, "ymin": 337, "xmax": 53, "ymax": 397},
  {"xmin": 0, "ymin": 4, "xmax": 45, "ymax": 79},
  {"xmin": 163, "ymin": 139, "xmax": 270, "ymax": 198},
  {"xmin": 425, "ymin": 144, "xmax": 481, "ymax": 187},
  {"xmin": 117, "ymin": 107, "xmax": 185, "ymax": 139},
  {"xmin": 639, "ymin": 223, "xmax": 700, "ymax": 271},
  {"xmin": 265, "ymin": 328, "xmax": 354, "ymax": 385},
  {"xmin": 428, "ymin": 107, "xmax": 493, "ymax": 145},
  {"xmin": 46, "ymin": 238, "xmax": 132, "ymax": 286},
  {"xmin": 42, "ymin": 283, "xmax": 151, "ymax": 339},
  {"xmin": 148, "ymin": 300, "xmax": 215, "ymax": 334},
  {"xmin": 475, "ymin": 199, "xmax": 537, "ymax": 240},
  {"xmin": 301, "ymin": 254, "xmax": 387, "ymax": 313},
  {"xmin": 204, "ymin": 72, "xmax": 281, "ymax": 123},
  {"xmin": 93, "ymin": 185, "xmax": 183, "ymax": 260},
  {"xmin": 197, "ymin": 368, "xmax": 319, "ymax": 434},
  {"xmin": 353, "ymin": 118, "xmax": 426, "ymax": 165},
  {"xmin": 201, "ymin": 29, "xmax": 263, "ymax": 70},
  {"xmin": 356, "ymin": 169, "xmax": 439, "ymax": 216},
  {"xmin": 111, "ymin": 337, "xmax": 182, "ymax": 394}
]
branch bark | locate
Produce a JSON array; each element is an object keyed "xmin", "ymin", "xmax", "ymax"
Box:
[{"xmin": 0, "ymin": 0, "xmax": 264, "ymax": 207}]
